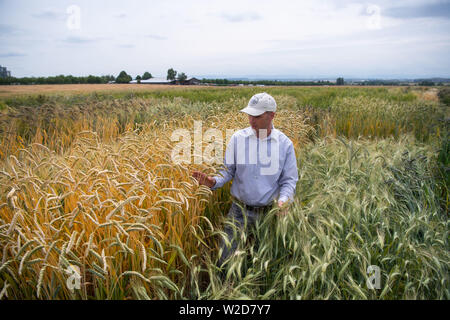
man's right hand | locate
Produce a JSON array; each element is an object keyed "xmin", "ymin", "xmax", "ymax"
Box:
[{"xmin": 192, "ymin": 171, "xmax": 216, "ymax": 188}]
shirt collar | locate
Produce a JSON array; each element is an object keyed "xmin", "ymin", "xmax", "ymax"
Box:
[{"xmin": 244, "ymin": 124, "xmax": 279, "ymax": 141}]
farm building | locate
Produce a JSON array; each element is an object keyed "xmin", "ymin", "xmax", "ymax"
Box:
[
  {"xmin": 185, "ymin": 77, "xmax": 201, "ymax": 85},
  {"xmin": 129, "ymin": 77, "xmax": 175, "ymax": 84},
  {"xmin": 129, "ymin": 77, "xmax": 201, "ymax": 85}
]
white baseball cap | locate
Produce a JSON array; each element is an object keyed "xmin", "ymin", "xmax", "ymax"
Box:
[{"xmin": 240, "ymin": 92, "xmax": 277, "ymax": 116}]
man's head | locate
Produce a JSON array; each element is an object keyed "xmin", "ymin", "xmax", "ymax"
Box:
[{"xmin": 241, "ymin": 92, "xmax": 276, "ymax": 133}]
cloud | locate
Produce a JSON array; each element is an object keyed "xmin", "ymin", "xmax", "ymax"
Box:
[
  {"xmin": 380, "ymin": 2, "xmax": 450, "ymax": 19},
  {"xmin": 2, "ymin": 0, "xmax": 448, "ymax": 78},
  {"xmin": 220, "ymin": 11, "xmax": 262, "ymax": 23},
  {"xmin": 32, "ymin": 8, "xmax": 64, "ymax": 20},
  {"xmin": 0, "ymin": 24, "xmax": 21, "ymax": 36},
  {"xmin": 117, "ymin": 44, "xmax": 134, "ymax": 48},
  {"xmin": 145, "ymin": 34, "xmax": 168, "ymax": 40},
  {"xmin": 62, "ymin": 36, "xmax": 103, "ymax": 44},
  {"xmin": 0, "ymin": 52, "xmax": 26, "ymax": 57}
]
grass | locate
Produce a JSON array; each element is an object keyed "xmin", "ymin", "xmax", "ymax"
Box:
[
  {"xmin": 0, "ymin": 86, "xmax": 448, "ymax": 300},
  {"xmin": 0, "ymin": 86, "xmax": 444, "ymax": 159},
  {"xmin": 204, "ymin": 135, "xmax": 448, "ymax": 300}
]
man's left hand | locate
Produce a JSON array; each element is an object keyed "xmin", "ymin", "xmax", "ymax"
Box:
[{"xmin": 277, "ymin": 200, "xmax": 288, "ymax": 216}]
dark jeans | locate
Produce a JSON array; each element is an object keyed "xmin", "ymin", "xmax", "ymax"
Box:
[{"xmin": 217, "ymin": 202, "xmax": 263, "ymax": 267}]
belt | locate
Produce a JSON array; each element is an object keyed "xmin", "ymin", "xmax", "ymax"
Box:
[
  {"xmin": 244, "ymin": 204, "xmax": 272, "ymax": 212},
  {"xmin": 232, "ymin": 197, "xmax": 273, "ymax": 213}
]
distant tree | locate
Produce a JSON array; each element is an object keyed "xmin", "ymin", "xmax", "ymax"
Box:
[
  {"xmin": 167, "ymin": 68, "xmax": 177, "ymax": 81},
  {"xmin": 336, "ymin": 77, "xmax": 345, "ymax": 85},
  {"xmin": 64, "ymin": 75, "xmax": 74, "ymax": 84},
  {"xmin": 116, "ymin": 71, "xmax": 132, "ymax": 83},
  {"xmin": 438, "ymin": 87, "xmax": 450, "ymax": 106},
  {"xmin": 177, "ymin": 72, "xmax": 187, "ymax": 84},
  {"xmin": 136, "ymin": 75, "xmax": 142, "ymax": 84},
  {"xmin": 99, "ymin": 75, "xmax": 113, "ymax": 83},
  {"xmin": 87, "ymin": 75, "xmax": 101, "ymax": 84},
  {"xmin": 0, "ymin": 73, "xmax": 121, "ymax": 85},
  {"xmin": 418, "ymin": 80, "xmax": 434, "ymax": 86},
  {"xmin": 142, "ymin": 72, "xmax": 152, "ymax": 80},
  {"xmin": 101, "ymin": 75, "xmax": 115, "ymax": 83}
]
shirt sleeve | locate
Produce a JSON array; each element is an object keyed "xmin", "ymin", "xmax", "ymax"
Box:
[
  {"xmin": 278, "ymin": 141, "xmax": 299, "ymax": 203},
  {"xmin": 211, "ymin": 134, "xmax": 236, "ymax": 190}
]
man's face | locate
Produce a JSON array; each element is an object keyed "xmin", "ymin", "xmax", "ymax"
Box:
[{"xmin": 248, "ymin": 112, "xmax": 275, "ymax": 133}]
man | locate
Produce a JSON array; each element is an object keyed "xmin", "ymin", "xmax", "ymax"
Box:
[{"xmin": 192, "ymin": 92, "xmax": 298, "ymax": 266}]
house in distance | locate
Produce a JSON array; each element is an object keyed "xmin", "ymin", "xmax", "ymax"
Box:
[{"xmin": 129, "ymin": 77, "xmax": 201, "ymax": 85}]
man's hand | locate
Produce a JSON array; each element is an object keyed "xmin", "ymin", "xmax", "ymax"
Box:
[
  {"xmin": 192, "ymin": 171, "xmax": 216, "ymax": 188},
  {"xmin": 277, "ymin": 200, "xmax": 288, "ymax": 216}
]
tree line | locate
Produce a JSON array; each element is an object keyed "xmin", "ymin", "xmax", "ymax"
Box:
[
  {"xmin": 0, "ymin": 68, "xmax": 193, "ymax": 85},
  {"xmin": 2, "ymin": 71, "xmax": 443, "ymax": 86},
  {"xmin": 116, "ymin": 71, "xmax": 153, "ymax": 83},
  {"xmin": 116, "ymin": 68, "xmax": 189, "ymax": 83},
  {"xmin": 0, "ymin": 74, "xmax": 116, "ymax": 85},
  {"xmin": 200, "ymin": 79, "xmax": 337, "ymax": 86},
  {"xmin": 0, "ymin": 70, "xmax": 154, "ymax": 85}
]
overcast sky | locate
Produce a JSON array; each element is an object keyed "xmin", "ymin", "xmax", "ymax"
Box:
[{"xmin": 1, "ymin": 0, "xmax": 449, "ymax": 79}]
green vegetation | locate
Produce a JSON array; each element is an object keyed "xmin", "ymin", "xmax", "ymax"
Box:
[
  {"xmin": 142, "ymin": 72, "xmax": 153, "ymax": 80},
  {"xmin": 177, "ymin": 72, "xmax": 187, "ymax": 83},
  {"xmin": 115, "ymin": 71, "xmax": 132, "ymax": 84},
  {"xmin": 0, "ymin": 86, "xmax": 448, "ymax": 300},
  {"xmin": 198, "ymin": 136, "xmax": 448, "ymax": 299},
  {"xmin": 201, "ymin": 78, "xmax": 335, "ymax": 86},
  {"xmin": 0, "ymin": 74, "xmax": 115, "ymax": 85},
  {"xmin": 167, "ymin": 68, "xmax": 177, "ymax": 81},
  {"xmin": 438, "ymin": 87, "xmax": 450, "ymax": 106},
  {"xmin": 336, "ymin": 77, "xmax": 344, "ymax": 85}
]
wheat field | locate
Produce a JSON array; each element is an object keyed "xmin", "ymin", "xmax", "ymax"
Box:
[{"xmin": 0, "ymin": 86, "xmax": 448, "ymax": 299}]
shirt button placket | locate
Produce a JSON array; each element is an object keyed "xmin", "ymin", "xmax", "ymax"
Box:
[{"xmin": 254, "ymin": 139, "xmax": 258, "ymax": 179}]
